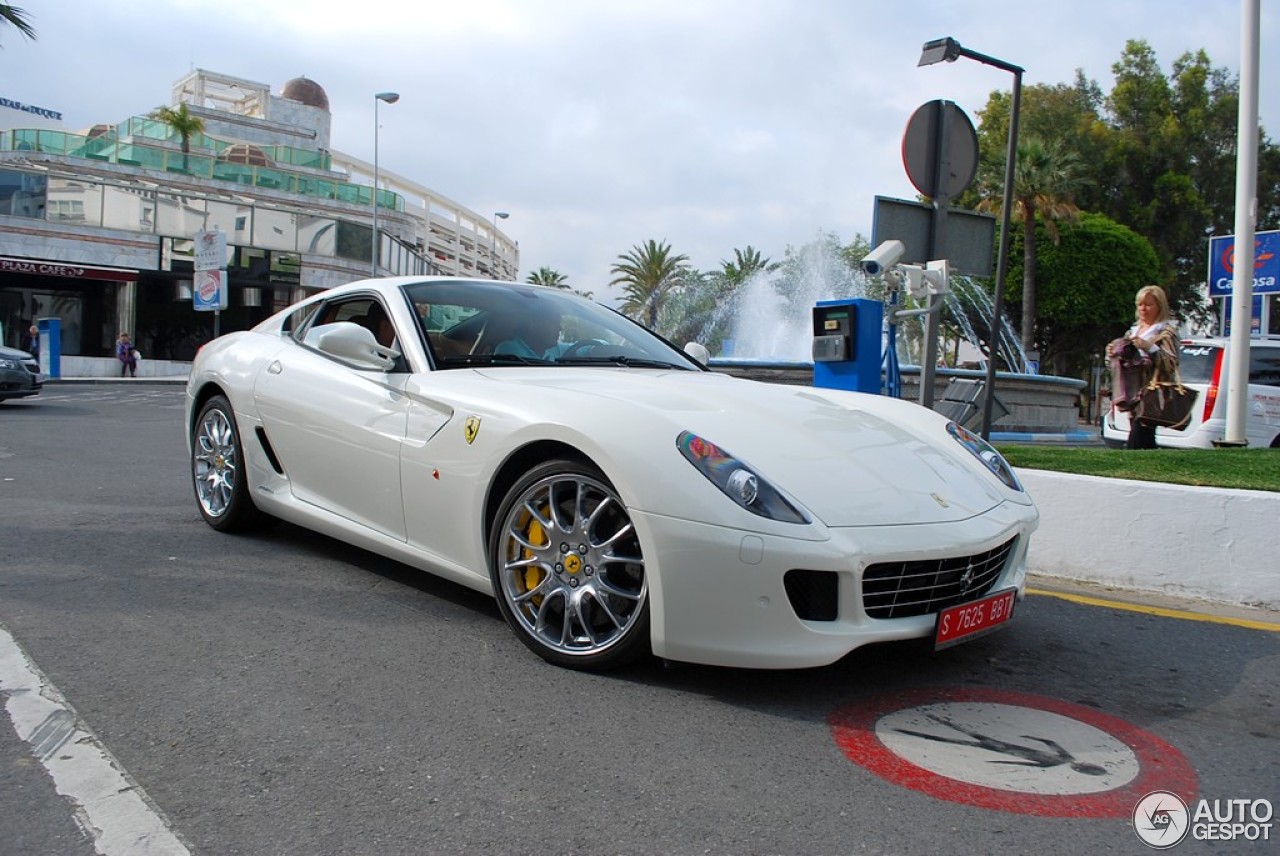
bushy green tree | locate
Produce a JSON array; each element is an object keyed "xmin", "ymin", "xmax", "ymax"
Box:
[
  {"xmin": 971, "ymin": 39, "xmax": 1280, "ymax": 334},
  {"xmin": 1003, "ymin": 211, "xmax": 1161, "ymax": 377}
]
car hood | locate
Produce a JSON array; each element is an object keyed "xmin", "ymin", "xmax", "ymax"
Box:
[
  {"xmin": 0, "ymin": 345, "xmax": 34, "ymax": 360},
  {"xmin": 476, "ymin": 368, "xmax": 1018, "ymax": 527}
]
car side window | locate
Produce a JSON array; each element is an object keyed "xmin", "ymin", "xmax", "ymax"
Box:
[
  {"xmin": 294, "ymin": 296, "xmax": 407, "ymax": 371},
  {"xmin": 1249, "ymin": 349, "xmax": 1280, "ymax": 387}
]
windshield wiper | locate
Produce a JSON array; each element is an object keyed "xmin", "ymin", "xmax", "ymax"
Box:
[
  {"xmin": 557, "ymin": 355, "xmax": 692, "ymax": 370},
  {"xmin": 438, "ymin": 353, "xmax": 552, "ymax": 367}
]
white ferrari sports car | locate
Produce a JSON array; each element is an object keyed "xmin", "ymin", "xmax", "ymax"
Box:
[{"xmin": 186, "ymin": 277, "xmax": 1038, "ymax": 670}]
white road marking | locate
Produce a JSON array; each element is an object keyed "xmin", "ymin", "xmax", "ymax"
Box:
[{"xmin": 0, "ymin": 622, "xmax": 192, "ymax": 856}]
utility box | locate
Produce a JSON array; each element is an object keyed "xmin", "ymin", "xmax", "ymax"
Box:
[
  {"xmin": 37, "ymin": 317, "xmax": 61, "ymax": 379},
  {"xmin": 812, "ymin": 298, "xmax": 882, "ymax": 394}
]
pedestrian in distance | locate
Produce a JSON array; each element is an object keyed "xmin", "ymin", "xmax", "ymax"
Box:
[
  {"xmin": 1108, "ymin": 285, "xmax": 1179, "ymax": 449},
  {"xmin": 24, "ymin": 324, "xmax": 39, "ymax": 360},
  {"xmin": 117, "ymin": 332, "xmax": 138, "ymax": 378}
]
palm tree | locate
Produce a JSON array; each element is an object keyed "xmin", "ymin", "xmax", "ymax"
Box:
[
  {"xmin": 979, "ymin": 135, "xmax": 1089, "ymax": 354},
  {"xmin": 149, "ymin": 103, "xmax": 206, "ymax": 172},
  {"xmin": 526, "ymin": 266, "xmax": 570, "ymax": 288},
  {"xmin": 719, "ymin": 245, "xmax": 773, "ymax": 287},
  {"xmin": 0, "ymin": 3, "xmax": 35, "ymax": 42},
  {"xmin": 610, "ymin": 239, "xmax": 690, "ymax": 329}
]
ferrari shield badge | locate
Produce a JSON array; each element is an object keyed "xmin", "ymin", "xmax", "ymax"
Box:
[{"xmin": 463, "ymin": 415, "xmax": 481, "ymax": 445}]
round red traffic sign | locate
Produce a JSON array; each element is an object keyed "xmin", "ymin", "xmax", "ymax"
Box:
[{"xmin": 829, "ymin": 687, "xmax": 1197, "ymax": 817}]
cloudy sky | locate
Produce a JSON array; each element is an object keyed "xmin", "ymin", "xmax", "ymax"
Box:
[{"xmin": 3, "ymin": 0, "xmax": 1276, "ymax": 297}]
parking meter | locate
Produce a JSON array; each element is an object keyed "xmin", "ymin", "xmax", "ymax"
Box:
[{"xmin": 812, "ymin": 298, "xmax": 882, "ymax": 394}]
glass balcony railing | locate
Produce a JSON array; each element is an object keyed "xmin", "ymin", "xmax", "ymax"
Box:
[
  {"xmin": 0, "ymin": 163, "xmax": 435, "ymax": 279},
  {"xmin": 3, "ymin": 126, "xmax": 386, "ymax": 210}
]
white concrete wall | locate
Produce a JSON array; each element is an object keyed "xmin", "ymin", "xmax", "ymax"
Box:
[
  {"xmin": 1019, "ymin": 469, "xmax": 1278, "ymax": 610},
  {"xmin": 57, "ymin": 356, "xmax": 190, "ymax": 379}
]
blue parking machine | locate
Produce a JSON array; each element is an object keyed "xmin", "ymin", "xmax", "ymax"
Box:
[{"xmin": 811, "ymin": 298, "xmax": 882, "ymax": 394}]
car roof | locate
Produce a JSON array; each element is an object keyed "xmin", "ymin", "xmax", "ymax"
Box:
[{"xmin": 1181, "ymin": 336, "xmax": 1280, "ymax": 348}]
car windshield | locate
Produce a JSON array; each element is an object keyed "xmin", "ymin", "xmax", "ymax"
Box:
[{"xmin": 403, "ymin": 279, "xmax": 704, "ymax": 371}]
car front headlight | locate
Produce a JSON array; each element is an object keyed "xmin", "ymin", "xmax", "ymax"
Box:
[
  {"xmin": 676, "ymin": 431, "xmax": 810, "ymax": 523},
  {"xmin": 947, "ymin": 422, "xmax": 1023, "ymax": 491},
  {"xmin": 0, "ymin": 358, "xmax": 17, "ymax": 369}
]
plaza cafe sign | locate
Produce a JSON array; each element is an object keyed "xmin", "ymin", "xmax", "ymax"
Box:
[
  {"xmin": 0, "ymin": 257, "xmax": 138, "ymax": 282},
  {"xmin": 1208, "ymin": 229, "xmax": 1279, "ymax": 295}
]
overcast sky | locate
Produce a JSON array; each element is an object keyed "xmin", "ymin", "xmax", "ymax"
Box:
[{"xmin": 3, "ymin": 0, "xmax": 1276, "ymax": 298}]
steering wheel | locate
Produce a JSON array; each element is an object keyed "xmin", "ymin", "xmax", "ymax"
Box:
[{"xmin": 558, "ymin": 338, "xmax": 609, "ymax": 359}]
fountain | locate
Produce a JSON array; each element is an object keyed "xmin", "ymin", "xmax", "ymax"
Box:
[{"xmin": 703, "ymin": 243, "xmax": 1085, "ymax": 434}]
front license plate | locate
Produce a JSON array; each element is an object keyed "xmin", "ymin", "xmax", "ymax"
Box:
[{"xmin": 934, "ymin": 588, "xmax": 1016, "ymax": 649}]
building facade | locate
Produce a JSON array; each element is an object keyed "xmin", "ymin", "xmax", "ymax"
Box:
[{"xmin": 0, "ymin": 69, "xmax": 518, "ymax": 365}]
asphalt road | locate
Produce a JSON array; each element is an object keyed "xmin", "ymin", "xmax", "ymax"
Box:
[{"xmin": 1, "ymin": 384, "xmax": 1277, "ymax": 856}]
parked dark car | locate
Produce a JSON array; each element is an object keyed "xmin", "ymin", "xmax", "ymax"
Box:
[{"xmin": 0, "ymin": 344, "xmax": 41, "ymax": 403}]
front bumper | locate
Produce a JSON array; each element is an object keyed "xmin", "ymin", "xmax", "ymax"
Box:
[
  {"xmin": 0, "ymin": 367, "xmax": 41, "ymax": 400},
  {"xmin": 634, "ymin": 501, "xmax": 1037, "ymax": 669}
]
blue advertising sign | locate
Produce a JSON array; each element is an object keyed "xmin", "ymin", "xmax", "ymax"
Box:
[{"xmin": 1207, "ymin": 230, "xmax": 1279, "ymax": 296}]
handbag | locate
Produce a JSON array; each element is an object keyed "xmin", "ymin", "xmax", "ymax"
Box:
[{"xmin": 1134, "ymin": 376, "xmax": 1197, "ymax": 429}]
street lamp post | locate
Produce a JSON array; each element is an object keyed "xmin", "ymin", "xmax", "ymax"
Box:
[
  {"xmin": 919, "ymin": 37, "xmax": 1023, "ymax": 440},
  {"xmin": 491, "ymin": 211, "xmax": 509, "ymax": 279},
  {"xmin": 371, "ymin": 91, "xmax": 400, "ymax": 276}
]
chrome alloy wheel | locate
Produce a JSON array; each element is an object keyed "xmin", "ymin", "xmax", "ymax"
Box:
[
  {"xmin": 496, "ymin": 471, "xmax": 647, "ymax": 661},
  {"xmin": 193, "ymin": 404, "xmax": 239, "ymax": 520}
]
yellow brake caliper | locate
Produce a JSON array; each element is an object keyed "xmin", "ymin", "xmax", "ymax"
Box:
[{"xmin": 522, "ymin": 510, "xmax": 549, "ymax": 606}]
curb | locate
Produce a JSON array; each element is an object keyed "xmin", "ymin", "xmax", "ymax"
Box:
[
  {"xmin": 991, "ymin": 430, "xmax": 1100, "ymax": 445},
  {"xmin": 45, "ymin": 377, "xmax": 188, "ymax": 386}
]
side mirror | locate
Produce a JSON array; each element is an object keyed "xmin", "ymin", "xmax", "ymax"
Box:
[
  {"xmin": 684, "ymin": 342, "xmax": 711, "ymax": 364},
  {"xmin": 306, "ymin": 322, "xmax": 400, "ymax": 371}
]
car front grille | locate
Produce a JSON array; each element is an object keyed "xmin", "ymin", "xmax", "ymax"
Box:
[{"xmin": 862, "ymin": 538, "xmax": 1016, "ymax": 619}]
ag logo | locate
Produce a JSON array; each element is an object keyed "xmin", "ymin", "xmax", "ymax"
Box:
[
  {"xmin": 463, "ymin": 415, "xmax": 481, "ymax": 445},
  {"xmin": 1133, "ymin": 790, "xmax": 1190, "ymax": 849}
]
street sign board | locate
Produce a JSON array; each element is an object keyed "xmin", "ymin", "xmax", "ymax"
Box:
[
  {"xmin": 902, "ymin": 100, "xmax": 978, "ymax": 201},
  {"xmin": 1207, "ymin": 229, "xmax": 1279, "ymax": 296},
  {"xmin": 195, "ymin": 228, "xmax": 228, "ymax": 272},
  {"xmin": 872, "ymin": 196, "xmax": 996, "ymax": 277},
  {"xmin": 193, "ymin": 269, "xmax": 228, "ymax": 311}
]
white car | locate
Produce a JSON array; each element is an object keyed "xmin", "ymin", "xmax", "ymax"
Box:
[
  {"xmin": 185, "ymin": 277, "xmax": 1039, "ymax": 670},
  {"xmin": 1102, "ymin": 336, "xmax": 1280, "ymax": 449}
]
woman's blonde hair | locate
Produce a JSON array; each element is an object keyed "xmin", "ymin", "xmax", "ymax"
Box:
[{"xmin": 1134, "ymin": 285, "xmax": 1171, "ymax": 323}]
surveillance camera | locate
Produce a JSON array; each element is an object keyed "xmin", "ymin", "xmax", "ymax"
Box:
[{"xmin": 860, "ymin": 240, "xmax": 906, "ymax": 276}]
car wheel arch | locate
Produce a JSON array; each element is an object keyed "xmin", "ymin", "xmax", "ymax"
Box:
[
  {"xmin": 483, "ymin": 440, "xmax": 597, "ymax": 554},
  {"xmin": 189, "ymin": 381, "xmax": 230, "ymax": 436}
]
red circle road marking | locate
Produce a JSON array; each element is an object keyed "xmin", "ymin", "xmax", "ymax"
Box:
[{"xmin": 828, "ymin": 687, "xmax": 1197, "ymax": 817}]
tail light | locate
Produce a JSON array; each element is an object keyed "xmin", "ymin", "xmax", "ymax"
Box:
[{"xmin": 1202, "ymin": 348, "xmax": 1224, "ymax": 422}]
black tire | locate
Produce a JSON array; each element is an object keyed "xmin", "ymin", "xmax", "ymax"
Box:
[
  {"xmin": 191, "ymin": 394, "xmax": 271, "ymax": 532},
  {"xmin": 489, "ymin": 459, "xmax": 649, "ymax": 670}
]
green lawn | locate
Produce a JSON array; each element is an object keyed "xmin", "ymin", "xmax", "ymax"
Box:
[{"xmin": 996, "ymin": 446, "xmax": 1280, "ymax": 493}]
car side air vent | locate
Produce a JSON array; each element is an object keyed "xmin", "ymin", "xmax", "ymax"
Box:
[{"xmin": 255, "ymin": 427, "xmax": 285, "ymax": 475}]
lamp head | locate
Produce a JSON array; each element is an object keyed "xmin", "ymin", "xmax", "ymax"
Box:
[
  {"xmin": 494, "ymin": 211, "xmax": 510, "ymax": 220},
  {"xmin": 375, "ymin": 91, "xmax": 400, "ymax": 104},
  {"xmin": 918, "ymin": 37, "xmax": 962, "ymax": 67}
]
